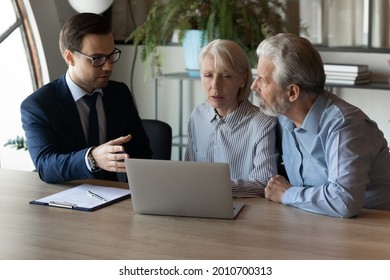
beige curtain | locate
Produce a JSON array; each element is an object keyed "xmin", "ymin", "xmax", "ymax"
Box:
[
  {"xmin": 324, "ymin": 0, "xmax": 367, "ymax": 46},
  {"xmin": 300, "ymin": 0, "xmax": 367, "ymax": 47},
  {"xmin": 300, "ymin": 0, "xmax": 390, "ymax": 48},
  {"xmin": 372, "ymin": 0, "xmax": 390, "ymax": 48},
  {"xmin": 299, "ymin": 0, "xmax": 323, "ymax": 44}
]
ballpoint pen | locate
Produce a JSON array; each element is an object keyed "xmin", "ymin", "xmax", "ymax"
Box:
[{"xmin": 87, "ymin": 190, "xmax": 107, "ymax": 202}]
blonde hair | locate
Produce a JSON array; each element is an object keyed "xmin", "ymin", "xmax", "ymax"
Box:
[{"xmin": 199, "ymin": 39, "xmax": 253, "ymax": 101}]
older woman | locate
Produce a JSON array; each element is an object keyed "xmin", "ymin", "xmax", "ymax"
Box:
[{"xmin": 185, "ymin": 39, "xmax": 278, "ymax": 197}]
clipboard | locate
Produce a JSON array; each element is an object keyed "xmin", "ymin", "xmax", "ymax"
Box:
[{"xmin": 30, "ymin": 183, "xmax": 131, "ymax": 211}]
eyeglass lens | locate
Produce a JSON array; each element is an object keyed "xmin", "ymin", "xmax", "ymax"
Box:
[{"xmin": 92, "ymin": 50, "xmax": 121, "ymax": 67}]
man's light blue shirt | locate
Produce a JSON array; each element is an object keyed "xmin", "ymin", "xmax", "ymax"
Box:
[{"xmin": 279, "ymin": 91, "xmax": 390, "ymax": 217}]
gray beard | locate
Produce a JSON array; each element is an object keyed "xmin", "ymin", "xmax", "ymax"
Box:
[
  {"xmin": 258, "ymin": 96, "xmax": 281, "ymax": 117},
  {"xmin": 258, "ymin": 95, "xmax": 290, "ymax": 117}
]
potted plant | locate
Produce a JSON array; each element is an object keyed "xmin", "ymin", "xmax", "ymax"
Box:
[
  {"xmin": 4, "ymin": 135, "xmax": 28, "ymax": 150},
  {"xmin": 129, "ymin": 0, "xmax": 287, "ymax": 76},
  {"xmin": 2, "ymin": 135, "xmax": 35, "ymax": 171}
]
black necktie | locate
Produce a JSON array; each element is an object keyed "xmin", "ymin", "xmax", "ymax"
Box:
[{"xmin": 83, "ymin": 93, "xmax": 100, "ymax": 146}]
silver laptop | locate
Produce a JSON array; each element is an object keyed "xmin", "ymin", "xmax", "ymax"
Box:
[{"xmin": 125, "ymin": 158, "xmax": 244, "ymax": 219}]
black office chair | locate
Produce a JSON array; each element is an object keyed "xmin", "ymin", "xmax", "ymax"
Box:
[{"xmin": 141, "ymin": 119, "xmax": 172, "ymax": 160}]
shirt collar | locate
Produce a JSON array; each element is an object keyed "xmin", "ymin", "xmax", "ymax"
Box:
[
  {"xmin": 65, "ymin": 71, "xmax": 103, "ymax": 102},
  {"xmin": 300, "ymin": 92, "xmax": 327, "ymax": 133},
  {"xmin": 206, "ymin": 104, "xmax": 218, "ymax": 122},
  {"xmin": 206, "ymin": 99, "xmax": 252, "ymax": 129},
  {"xmin": 278, "ymin": 92, "xmax": 328, "ymax": 134}
]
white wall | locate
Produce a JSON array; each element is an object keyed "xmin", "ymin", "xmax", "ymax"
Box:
[{"xmin": 29, "ymin": 0, "xmax": 74, "ymax": 81}]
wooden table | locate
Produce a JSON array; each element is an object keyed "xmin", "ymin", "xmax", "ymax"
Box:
[{"xmin": 1, "ymin": 168, "xmax": 390, "ymax": 260}]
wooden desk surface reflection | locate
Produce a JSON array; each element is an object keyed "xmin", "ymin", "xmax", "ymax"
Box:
[{"xmin": 1, "ymin": 168, "xmax": 390, "ymax": 260}]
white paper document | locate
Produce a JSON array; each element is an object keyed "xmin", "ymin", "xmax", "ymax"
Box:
[{"xmin": 30, "ymin": 183, "xmax": 131, "ymax": 211}]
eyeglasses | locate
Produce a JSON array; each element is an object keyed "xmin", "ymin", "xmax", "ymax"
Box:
[{"xmin": 73, "ymin": 48, "xmax": 121, "ymax": 67}]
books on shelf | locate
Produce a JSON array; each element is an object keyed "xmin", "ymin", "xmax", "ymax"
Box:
[
  {"xmin": 323, "ymin": 63, "xmax": 369, "ymax": 73},
  {"xmin": 326, "ymin": 72, "xmax": 370, "ymax": 84},
  {"xmin": 324, "ymin": 63, "xmax": 370, "ymax": 85},
  {"xmin": 325, "ymin": 78, "xmax": 370, "ymax": 85},
  {"xmin": 325, "ymin": 71, "xmax": 370, "ymax": 79}
]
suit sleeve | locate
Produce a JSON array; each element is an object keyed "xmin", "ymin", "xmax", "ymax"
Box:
[{"xmin": 21, "ymin": 91, "xmax": 93, "ymax": 183}]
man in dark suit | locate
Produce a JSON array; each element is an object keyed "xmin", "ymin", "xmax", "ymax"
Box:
[{"xmin": 21, "ymin": 13, "xmax": 151, "ymax": 183}]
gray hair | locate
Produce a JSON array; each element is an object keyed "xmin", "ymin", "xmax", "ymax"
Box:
[{"xmin": 256, "ymin": 33, "xmax": 325, "ymax": 96}]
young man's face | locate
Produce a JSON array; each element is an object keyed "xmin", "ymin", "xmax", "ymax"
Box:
[{"xmin": 67, "ymin": 33, "xmax": 116, "ymax": 93}]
